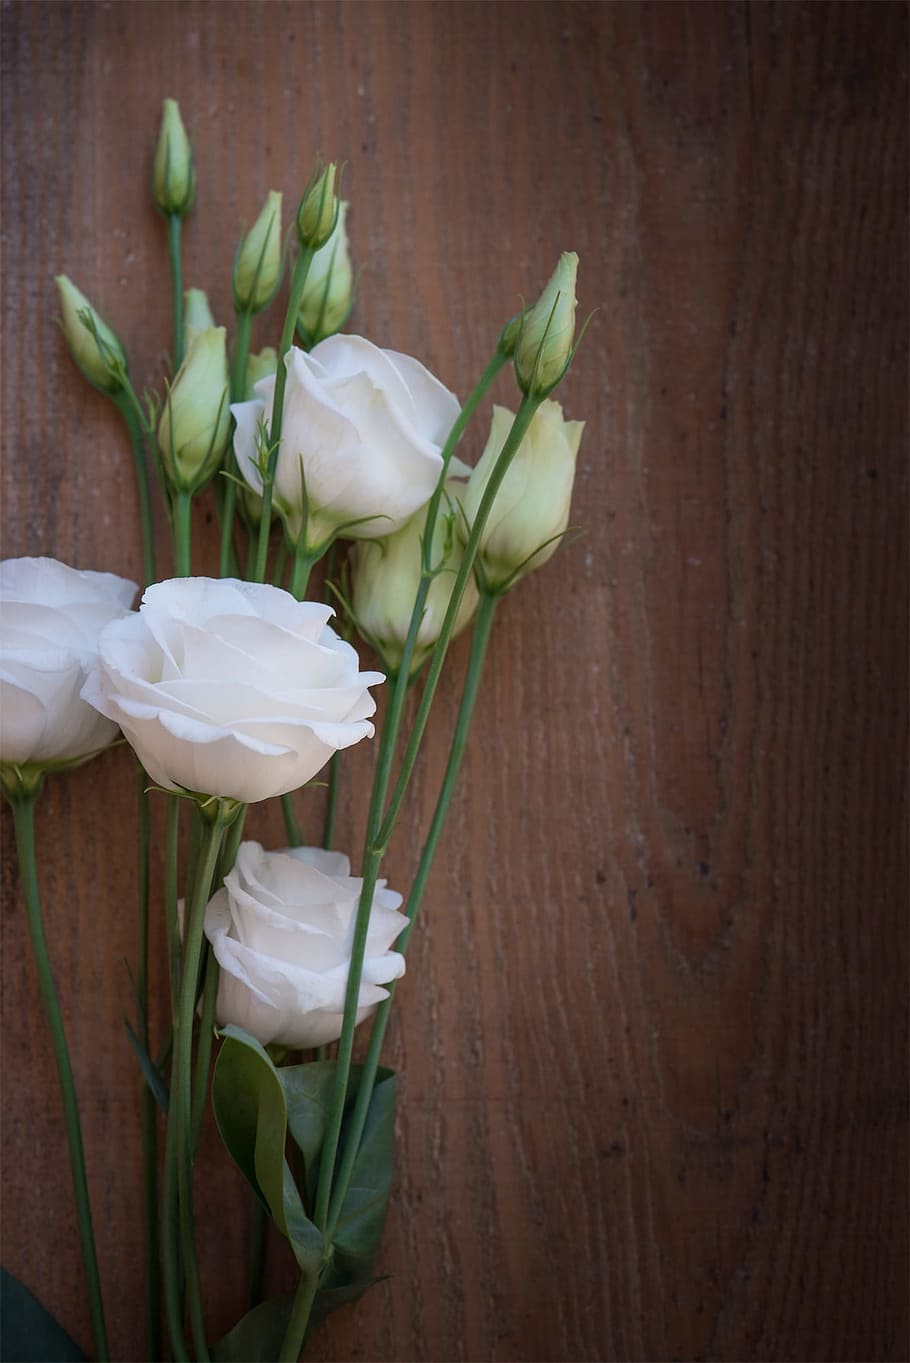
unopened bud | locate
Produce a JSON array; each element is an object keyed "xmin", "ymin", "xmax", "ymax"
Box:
[
  {"xmin": 296, "ymin": 163, "xmax": 338, "ymax": 250},
  {"xmin": 514, "ymin": 252, "xmax": 578, "ymax": 396},
  {"xmin": 55, "ymin": 275, "xmax": 126, "ymax": 394},
  {"xmin": 152, "ymin": 98, "xmax": 195, "ymax": 217},
  {"xmin": 351, "ymin": 481, "xmax": 479, "ymax": 675},
  {"xmin": 157, "ymin": 327, "xmax": 230, "ymax": 491},
  {"xmin": 297, "ymin": 200, "xmax": 354, "ymax": 345},
  {"xmin": 498, "ymin": 313, "xmax": 522, "ymax": 357},
  {"xmin": 233, "ymin": 190, "xmax": 283, "ymax": 313},
  {"xmin": 459, "ymin": 400, "xmax": 583, "ymax": 590},
  {"xmin": 183, "ymin": 288, "xmax": 215, "ymax": 352},
  {"xmin": 244, "ymin": 346, "xmax": 278, "ymax": 400}
]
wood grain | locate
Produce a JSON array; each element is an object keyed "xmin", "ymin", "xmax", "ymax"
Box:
[{"xmin": 2, "ymin": 3, "xmax": 907, "ymax": 1360}]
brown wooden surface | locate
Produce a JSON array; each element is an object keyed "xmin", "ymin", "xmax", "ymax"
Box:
[{"xmin": 2, "ymin": 3, "xmax": 908, "ymax": 1360}]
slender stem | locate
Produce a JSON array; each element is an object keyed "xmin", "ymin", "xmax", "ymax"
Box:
[
  {"xmin": 289, "ymin": 543, "xmax": 320, "ymax": 600},
  {"xmin": 220, "ymin": 309, "xmax": 254, "ymax": 578},
  {"xmin": 113, "ymin": 392, "xmax": 157, "ymax": 585},
  {"xmin": 246, "ymin": 1199, "xmax": 268, "ymax": 1311},
  {"xmin": 272, "ymin": 537, "xmax": 289, "ymax": 588},
  {"xmin": 376, "ymin": 395, "xmax": 540, "ymax": 849},
  {"xmin": 281, "ymin": 792, "xmax": 304, "ymax": 848},
  {"xmin": 164, "ymin": 796, "xmax": 182, "ymax": 1004},
  {"xmin": 326, "ymin": 592, "xmax": 499, "ymax": 1237},
  {"xmin": 252, "ymin": 247, "xmax": 314, "ymax": 583},
  {"xmin": 173, "ymin": 490, "xmax": 193, "ymax": 576},
  {"xmin": 278, "ymin": 1266, "xmax": 320, "ymax": 1363},
  {"xmin": 191, "ymin": 947, "xmax": 219, "ymax": 1149},
  {"xmin": 173, "ymin": 809, "xmax": 231, "ymax": 1363},
  {"xmin": 7, "ymin": 787, "xmax": 110, "ymax": 1361},
  {"xmin": 168, "ymin": 214, "xmax": 185, "ymax": 370},
  {"xmin": 135, "ymin": 765, "xmax": 160, "ymax": 1362},
  {"xmin": 162, "ymin": 793, "xmax": 187, "ymax": 1359},
  {"xmin": 323, "ymin": 753, "xmax": 339, "ymax": 849}
]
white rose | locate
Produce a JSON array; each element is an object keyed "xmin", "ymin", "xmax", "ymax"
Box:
[
  {"xmin": 231, "ymin": 335, "xmax": 459, "ymax": 551},
  {"xmin": 204, "ymin": 841, "xmax": 407, "ymax": 1048},
  {"xmin": 81, "ymin": 577, "xmax": 382, "ymax": 804},
  {"xmin": 0, "ymin": 557, "xmax": 137, "ymax": 768}
]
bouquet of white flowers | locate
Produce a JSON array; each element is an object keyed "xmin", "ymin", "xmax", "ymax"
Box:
[{"xmin": 1, "ymin": 99, "xmax": 586, "ymax": 1362}]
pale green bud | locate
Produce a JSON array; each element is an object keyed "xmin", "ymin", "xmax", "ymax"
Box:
[
  {"xmin": 514, "ymin": 252, "xmax": 578, "ymax": 396},
  {"xmin": 351, "ymin": 481, "xmax": 479, "ymax": 675},
  {"xmin": 233, "ymin": 190, "xmax": 283, "ymax": 313},
  {"xmin": 55, "ymin": 275, "xmax": 127, "ymax": 393},
  {"xmin": 157, "ymin": 327, "xmax": 230, "ymax": 491},
  {"xmin": 296, "ymin": 163, "xmax": 338, "ymax": 250},
  {"xmin": 244, "ymin": 346, "xmax": 278, "ymax": 400},
  {"xmin": 183, "ymin": 288, "xmax": 215, "ymax": 352},
  {"xmin": 460, "ymin": 400, "xmax": 584, "ymax": 590},
  {"xmin": 152, "ymin": 98, "xmax": 195, "ymax": 217},
  {"xmin": 297, "ymin": 201, "xmax": 354, "ymax": 345}
]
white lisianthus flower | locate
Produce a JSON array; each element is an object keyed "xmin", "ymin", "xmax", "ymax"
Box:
[
  {"xmin": 231, "ymin": 336, "xmax": 459, "ymax": 552},
  {"xmin": 0, "ymin": 557, "xmax": 137, "ymax": 769},
  {"xmin": 81, "ymin": 578, "xmax": 383, "ymax": 804},
  {"xmin": 459, "ymin": 400, "xmax": 584, "ymax": 590},
  {"xmin": 297, "ymin": 200, "xmax": 354, "ymax": 345},
  {"xmin": 351, "ymin": 477, "xmax": 479, "ymax": 675},
  {"xmin": 205, "ymin": 841, "xmax": 407, "ymax": 1048}
]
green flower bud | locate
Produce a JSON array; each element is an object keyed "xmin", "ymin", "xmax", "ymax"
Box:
[
  {"xmin": 351, "ymin": 481, "xmax": 479, "ymax": 675},
  {"xmin": 244, "ymin": 346, "xmax": 278, "ymax": 400},
  {"xmin": 233, "ymin": 190, "xmax": 284, "ymax": 313},
  {"xmin": 183, "ymin": 288, "xmax": 215, "ymax": 352},
  {"xmin": 157, "ymin": 327, "xmax": 230, "ymax": 492},
  {"xmin": 297, "ymin": 201, "xmax": 354, "ymax": 345},
  {"xmin": 459, "ymin": 400, "xmax": 584, "ymax": 590},
  {"xmin": 55, "ymin": 275, "xmax": 126, "ymax": 394},
  {"xmin": 514, "ymin": 252, "xmax": 578, "ymax": 397},
  {"xmin": 152, "ymin": 98, "xmax": 195, "ymax": 217},
  {"xmin": 498, "ymin": 312, "xmax": 522, "ymax": 358},
  {"xmin": 296, "ymin": 163, "xmax": 338, "ymax": 250}
]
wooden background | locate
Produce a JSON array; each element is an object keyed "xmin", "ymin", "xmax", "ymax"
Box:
[{"xmin": 2, "ymin": 3, "xmax": 907, "ymax": 1360}]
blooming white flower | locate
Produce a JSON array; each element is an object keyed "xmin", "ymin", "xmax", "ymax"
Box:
[
  {"xmin": 231, "ymin": 335, "xmax": 459, "ymax": 552},
  {"xmin": 459, "ymin": 400, "xmax": 584, "ymax": 589},
  {"xmin": 205, "ymin": 841, "xmax": 407, "ymax": 1048},
  {"xmin": 351, "ymin": 478, "xmax": 479, "ymax": 674},
  {"xmin": 81, "ymin": 577, "xmax": 383, "ymax": 804},
  {"xmin": 0, "ymin": 557, "xmax": 137, "ymax": 768}
]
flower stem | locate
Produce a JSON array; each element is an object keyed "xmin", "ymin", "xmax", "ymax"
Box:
[
  {"xmin": 168, "ymin": 214, "xmax": 185, "ymax": 370},
  {"xmin": 170, "ymin": 805, "xmax": 233, "ymax": 1363},
  {"xmin": 135, "ymin": 763, "xmax": 160, "ymax": 1362},
  {"xmin": 220, "ymin": 309, "xmax": 255, "ymax": 578},
  {"xmin": 278, "ymin": 1265, "xmax": 320, "ymax": 1363},
  {"xmin": 327, "ymin": 591, "xmax": 499, "ymax": 1235},
  {"xmin": 323, "ymin": 753, "xmax": 339, "ymax": 849},
  {"xmin": 280, "ymin": 792, "xmax": 304, "ymax": 847},
  {"xmin": 173, "ymin": 489, "xmax": 193, "ymax": 576},
  {"xmin": 191, "ymin": 946, "xmax": 219, "ymax": 1150},
  {"xmin": 113, "ymin": 391, "xmax": 157, "ymax": 585},
  {"xmin": 251, "ymin": 248, "xmax": 314, "ymax": 583},
  {"xmin": 6, "ymin": 784, "xmax": 110, "ymax": 1362}
]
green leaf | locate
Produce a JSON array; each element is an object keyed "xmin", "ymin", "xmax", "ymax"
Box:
[
  {"xmin": 0, "ymin": 1268, "xmax": 86, "ymax": 1361},
  {"xmin": 211, "ymin": 1294, "xmax": 294, "ymax": 1362},
  {"xmin": 212, "ymin": 1026, "xmax": 322, "ymax": 1277},
  {"xmin": 308, "ymin": 1274, "xmax": 389, "ymax": 1335},
  {"xmin": 123, "ymin": 1016, "xmax": 170, "ymax": 1113},
  {"xmin": 279, "ymin": 1060, "xmax": 337, "ymax": 1211}
]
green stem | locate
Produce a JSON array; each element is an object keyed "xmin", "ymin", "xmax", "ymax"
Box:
[
  {"xmin": 220, "ymin": 310, "xmax": 254, "ymax": 578},
  {"xmin": 289, "ymin": 542, "xmax": 320, "ymax": 600},
  {"xmin": 376, "ymin": 394, "xmax": 540, "ymax": 849},
  {"xmin": 246, "ymin": 1199, "xmax": 268, "ymax": 1312},
  {"xmin": 113, "ymin": 392, "xmax": 157, "ymax": 585},
  {"xmin": 135, "ymin": 765, "xmax": 160, "ymax": 1362},
  {"xmin": 252, "ymin": 248, "xmax": 314, "ymax": 583},
  {"xmin": 281, "ymin": 792, "xmax": 304, "ymax": 848},
  {"xmin": 173, "ymin": 807, "xmax": 233, "ymax": 1363},
  {"xmin": 173, "ymin": 490, "xmax": 193, "ymax": 576},
  {"xmin": 309, "ymin": 347, "xmax": 511, "ymax": 1240},
  {"xmin": 326, "ymin": 592, "xmax": 499, "ymax": 1237},
  {"xmin": 191, "ymin": 947, "xmax": 219, "ymax": 1149},
  {"xmin": 169, "ymin": 214, "xmax": 185, "ymax": 370},
  {"xmin": 323, "ymin": 753, "xmax": 339, "ymax": 849},
  {"xmin": 278, "ymin": 1266, "xmax": 321, "ymax": 1363},
  {"xmin": 6, "ymin": 785, "xmax": 110, "ymax": 1362},
  {"xmin": 162, "ymin": 793, "xmax": 187, "ymax": 1359}
]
